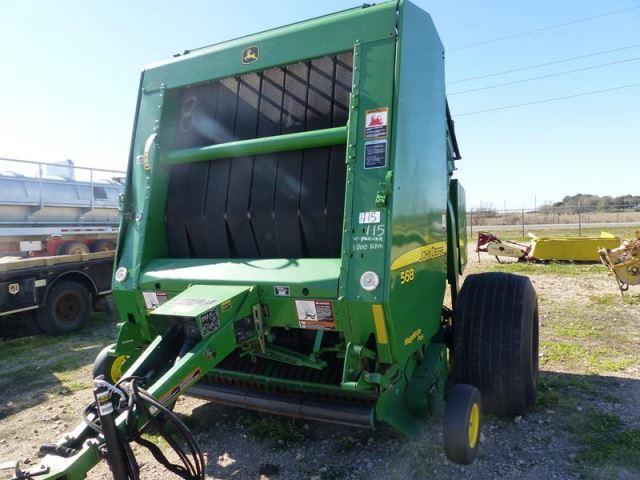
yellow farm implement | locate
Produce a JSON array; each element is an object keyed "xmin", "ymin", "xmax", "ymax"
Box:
[
  {"xmin": 599, "ymin": 231, "xmax": 640, "ymax": 293},
  {"xmin": 476, "ymin": 231, "xmax": 622, "ymax": 263}
]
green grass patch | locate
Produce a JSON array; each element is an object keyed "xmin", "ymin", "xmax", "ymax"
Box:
[
  {"xmin": 247, "ymin": 415, "xmax": 305, "ymax": 445},
  {"xmin": 0, "ymin": 313, "xmax": 116, "ymax": 418},
  {"xmin": 398, "ymin": 438, "xmax": 439, "ymax": 478},
  {"xmin": 541, "ymin": 342, "xmax": 636, "ymax": 373},
  {"xmin": 569, "ymin": 410, "xmax": 640, "ymax": 475},
  {"xmin": 589, "ymin": 293, "xmax": 640, "ymax": 306},
  {"xmin": 595, "ymin": 357, "xmax": 636, "ymax": 373},
  {"xmin": 487, "ymin": 262, "xmax": 606, "ymax": 276},
  {"xmin": 534, "ymin": 376, "xmax": 561, "ymax": 410},
  {"xmin": 0, "ymin": 334, "xmax": 61, "ymax": 363},
  {"xmin": 541, "ymin": 342, "xmax": 589, "ymax": 364},
  {"xmin": 554, "ymin": 318, "xmax": 607, "ymax": 339}
]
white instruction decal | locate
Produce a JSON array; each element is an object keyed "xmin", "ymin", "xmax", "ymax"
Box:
[
  {"xmin": 364, "ymin": 139, "xmax": 387, "ymax": 169},
  {"xmin": 274, "ymin": 285, "xmax": 290, "ymax": 297}
]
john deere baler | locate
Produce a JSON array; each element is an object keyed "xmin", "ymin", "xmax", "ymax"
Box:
[{"xmin": 3, "ymin": 2, "xmax": 539, "ymax": 478}]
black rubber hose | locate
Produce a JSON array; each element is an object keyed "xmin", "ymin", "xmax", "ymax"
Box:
[{"xmin": 93, "ymin": 384, "xmax": 132, "ymax": 480}]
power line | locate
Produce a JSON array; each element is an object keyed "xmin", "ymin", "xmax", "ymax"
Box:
[
  {"xmin": 455, "ymin": 82, "xmax": 640, "ymax": 117},
  {"xmin": 447, "ymin": 42, "xmax": 640, "ymax": 84},
  {"xmin": 449, "ymin": 56, "xmax": 640, "ymax": 96},
  {"xmin": 448, "ymin": 5, "xmax": 640, "ymax": 52}
]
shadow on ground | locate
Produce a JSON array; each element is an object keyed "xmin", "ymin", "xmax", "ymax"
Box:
[{"xmin": 176, "ymin": 370, "xmax": 640, "ymax": 479}]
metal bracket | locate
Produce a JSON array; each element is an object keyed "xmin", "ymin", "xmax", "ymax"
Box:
[
  {"xmin": 252, "ymin": 303, "xmax": 266, "ymax": 354},
  {"xmin": 142, "ymin": 133, "xmax": 158, "ymax": 172},
  {"xmin": 375, "ymin": 170, "xmax": 394, "ymax": 208},
  {"xmin": 0, "ymin": 460, "xmax": 49, "ymax": 479},
  {"xmin": 141, "ymin": 83, "xmax": 166, "ymax": 95}
]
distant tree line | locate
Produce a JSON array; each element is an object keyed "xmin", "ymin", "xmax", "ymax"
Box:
[{"xmin": 540, "ymin": 194, "xmax": 640, "ymax": 213}]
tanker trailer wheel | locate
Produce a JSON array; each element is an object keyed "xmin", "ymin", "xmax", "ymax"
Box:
[
  {"xmin": 452, "ymin": 272, "xmax": 538, "ymax": 416},
  {"xmin": 35, "ymin": 281, "xmax": 92, "ymax": 335},
  {"xmin": 443, "ymin": 384, "xmax": 482, "ymax": 465},
  {"xmin": 89, "ymin": 239, "xmax": 116, "ymax": 252},
  {"xmin": 93, "ymin": 344, "xmax": 128, "ymax": 384},
  {"xmin": 57, "ymin": 241, "xmax": 91, "ymax": 256}
]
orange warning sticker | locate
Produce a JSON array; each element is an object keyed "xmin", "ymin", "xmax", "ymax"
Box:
[
  {"xmin": 295, "ymin": 300, "xmax": 336, "ymax": 330},
  {"xmin": 158, "ymin": 368, "xmax": 202, "ymax": 405},
  {"xmin": 365, "ymin": 107, "xmax": 388, "ymax": 139}
]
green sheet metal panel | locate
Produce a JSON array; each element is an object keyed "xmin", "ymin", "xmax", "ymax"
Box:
[
  {"xmin": 451, "ymin": 179, "xmax": 468, "ymax": 272},
  {"xmin": 142, "ymin": 3, "xmax": 398, "ymax": 90},
  {"xmin": 386, "ymin": 1, "xmax": 447, "ymax": 365}
]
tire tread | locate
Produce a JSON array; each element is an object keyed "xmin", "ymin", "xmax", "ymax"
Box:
[{"xmin": 452, "ymin": 272, "xmax": 538, "ymax": 415}]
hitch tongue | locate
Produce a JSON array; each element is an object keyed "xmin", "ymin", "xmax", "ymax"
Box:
[{"xmin": 0, "ymin": 460, "xmax": 49, "ymax": 479}]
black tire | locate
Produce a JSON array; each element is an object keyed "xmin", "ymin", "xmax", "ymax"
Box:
[
  {"xmin": 35, "ymin": 281, "xmax": 92, "ymax": 335},
  {"xmin": 452, "ymin": 272, "xmax": 538, "ymax": 416},
  {"xmin": 89, "ymin": 239, "xmax": 116, "ymax": 252},
  {"xmin": 57, "ymin": 241, "xmax": 90, "ymax": 256},
  {"xmin": 93, "ymin": 344, "xmax": 128, "ymax": 384},
  {"xmin": 443, "ymin": 384, "xmax": 482, "ymax": 465}
]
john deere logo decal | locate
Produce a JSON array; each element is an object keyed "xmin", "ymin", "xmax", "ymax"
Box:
[{"xmin": 241, "ymin": 46, "xmax": 259, "ymax": 64}]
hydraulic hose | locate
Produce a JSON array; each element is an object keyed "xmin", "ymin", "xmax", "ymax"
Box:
[{"xmin": 93, "ymin": 380, "xmax": 135, "ymax": 480}]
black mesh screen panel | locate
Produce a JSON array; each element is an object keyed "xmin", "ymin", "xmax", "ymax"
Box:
[{"xmin": 166, "ymin": 53, "xmax": 353, "ymax": 259}]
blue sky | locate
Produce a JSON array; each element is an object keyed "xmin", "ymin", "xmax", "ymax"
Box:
[{"xmin": 1, "ymin": 0, "xmax": 639, "ymax": 208}]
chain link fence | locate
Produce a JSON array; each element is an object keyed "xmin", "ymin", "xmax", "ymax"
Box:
[{"xmin": 467, "ymin": 204, "xmax": 640, "ymax": 238}]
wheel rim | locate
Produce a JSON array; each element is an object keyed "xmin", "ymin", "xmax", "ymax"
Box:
[
  {"xmin": 95, "ymin": 242, "xmax": 115, "ymax": 252},
  {"xmin": 68, "ymin": 244, "xmax": 89, "ymax": 255},
  {"xmin": 110, "ymin": 355, "xmax": 128, "ymax": 383},
  {"xmin": 468, "ymin": 403, "xmax": 480, "ymax": 448},
  {"xmin": 55, "ymin": 292, "xmax": 84, "ymax": 325}
]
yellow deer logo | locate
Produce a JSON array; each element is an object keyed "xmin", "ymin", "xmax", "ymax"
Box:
[{"xmin": 241, "ymin": 46, "xmax": 259, "ymax": 64}]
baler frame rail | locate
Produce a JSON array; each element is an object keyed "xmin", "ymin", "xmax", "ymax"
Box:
[{"xmin": 164, "ymin": 126, "xmax": 348, "ymax": 165}]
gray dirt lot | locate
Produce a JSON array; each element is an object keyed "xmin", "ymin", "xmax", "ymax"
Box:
[{"xmin": 1, "ymin": 256, "xmax": 639, "ymax": 480}]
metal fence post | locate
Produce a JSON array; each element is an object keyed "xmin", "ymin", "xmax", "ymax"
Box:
[{"xmin": 578, "ymin": 203, "xmax": 582, "ymax": 236}]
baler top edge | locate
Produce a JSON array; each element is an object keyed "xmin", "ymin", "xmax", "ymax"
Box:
[{"xmin": 143, "ymin": 0, "xmax": 400, "ymax": 73}]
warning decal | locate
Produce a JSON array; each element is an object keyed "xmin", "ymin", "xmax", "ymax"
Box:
[
  {"xmin": 158, "ymin": 368, "xmax": 202, "ymax": 405},
  {"xmin": 295, "ymin": 300, "xmax": 336, "ymax": 330},
  {"xmin": 142, "ymin": 291, "xmax": 168, "ymax": 310},
  {"xmin": 365, "ymin": 107, "xmax": 388, "ymax": 139}
]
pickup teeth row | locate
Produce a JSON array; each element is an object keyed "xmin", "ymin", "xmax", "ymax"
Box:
[{"xmin": 201, "ymin": 349, "xmax": 374, "ymax": 404}]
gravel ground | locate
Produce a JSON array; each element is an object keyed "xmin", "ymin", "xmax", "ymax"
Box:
[{"xmin": 1, "ymin": 252, "xmax": 639, "ymax": 480}]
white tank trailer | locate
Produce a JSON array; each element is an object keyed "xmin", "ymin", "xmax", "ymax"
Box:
[{"xmin": 0, "ymin": 158, "xmax": 124, "ymax": 256}]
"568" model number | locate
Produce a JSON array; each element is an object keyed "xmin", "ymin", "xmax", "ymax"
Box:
[{"xmin": 400, "ymin": 268, "xmax": 415, "ymax": 285}]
